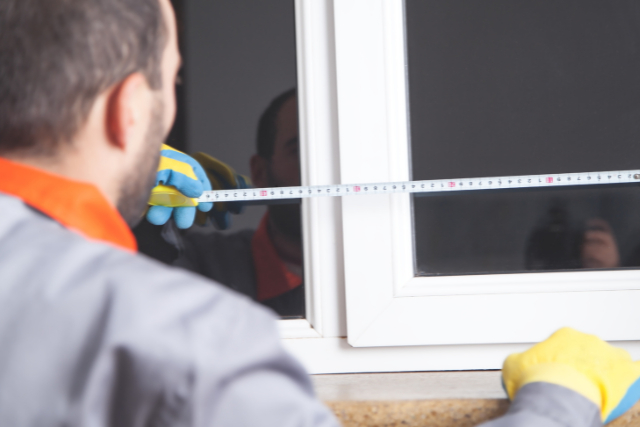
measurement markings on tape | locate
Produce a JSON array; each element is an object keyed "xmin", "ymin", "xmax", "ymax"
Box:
[{"xmin": 197, "ymin": 170, "xmax": 640, "ymax": 203}]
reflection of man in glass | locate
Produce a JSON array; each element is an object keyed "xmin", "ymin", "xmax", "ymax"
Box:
[
  {"xmin": 581, "ymin": 219, "xmax": 620, "ymax": 269},
  {"xmin": 174, "ymin": 89, "xmax": 304, "ymax": 318},
  {"xmin": 525, "ymin": 205, "xmax": 623, "ymax": 270}
]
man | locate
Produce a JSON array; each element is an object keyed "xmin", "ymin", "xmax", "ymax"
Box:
[
  {"xmin": 0, "ymin": 0, "xmax": 639, "ymax": 425},
  {"xmin": 173, "ymin": 89, "xmax": 305, "ymax": 318},
  {"xmin": 0, "ymin": 1, "xmax": 335, "ymax": 424}
]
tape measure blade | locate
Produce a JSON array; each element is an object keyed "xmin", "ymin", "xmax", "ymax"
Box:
[{"xmin": 195, "ymin": 169, "xmax": 640, "ymax": 203}]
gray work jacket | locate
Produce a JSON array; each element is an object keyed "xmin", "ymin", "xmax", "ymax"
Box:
[
  {"xmin": 0, "ymin": 193, "xmax": 336, "ymax": 426},
  {"xmin": 0, "ymin": 193, "xmax": 602, "ymax": 427}
]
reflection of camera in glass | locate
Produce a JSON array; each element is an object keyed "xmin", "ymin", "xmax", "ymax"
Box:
[{"xmin": 525, "ymin": 205, "xmax": 584, "ymax": 270}]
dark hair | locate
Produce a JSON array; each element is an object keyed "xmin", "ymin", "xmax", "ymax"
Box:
[
  {"xmin": 256, "ymin": 88, "xmax": 296, "ymax": 159},
  {"xmin": 0, "ymin": 0, "xmax": 167, "ymax": 156}
]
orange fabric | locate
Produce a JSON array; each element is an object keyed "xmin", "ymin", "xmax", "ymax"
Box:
[
  {"xmin": 0, "ymin": 157, "xmax": 137, "ymax": 252},
  {"xmin": 251, "ymin": 214, "xmax": 302, "ymax": 301}
]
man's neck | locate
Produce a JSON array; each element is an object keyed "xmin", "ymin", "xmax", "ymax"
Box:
[{"xmin": 267, "ymin": 217, "xmax": 303, "ymax": 266}]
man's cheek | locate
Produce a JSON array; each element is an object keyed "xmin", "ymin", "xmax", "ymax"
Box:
[
  {"xmin": 281, "ymin": 160, "xmax": 300, "ymax": 184},
  {"xmin": 163, "ymin": 90, "xmax": 177, "ymax": 133}
]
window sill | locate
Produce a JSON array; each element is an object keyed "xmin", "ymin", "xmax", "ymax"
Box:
[{"xmin": 312, "ymin": 371, "xmax": 640, "ymax": 427}]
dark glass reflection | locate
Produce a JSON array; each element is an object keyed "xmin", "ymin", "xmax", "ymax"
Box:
[
  {"xmin": 414, "ymin": 186, "xmax": 640, "ymax": 276},
  {"xmin": 134, "ymin": 0, "xmax": 304, "ymax": 318},
  {"xmin": 407, "ymin": 0, "xmax": 640, "ymax": 276}
]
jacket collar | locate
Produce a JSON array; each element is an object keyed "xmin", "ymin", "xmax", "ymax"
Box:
[
  {"xmin": 251, "ymin": 213, "xmax": 302, "ymax": 301},
  {"xmin": 0, "ymin": 157, "xmax": 137, "ymax": 252}
]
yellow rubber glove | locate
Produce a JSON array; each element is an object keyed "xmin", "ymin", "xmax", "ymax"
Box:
[
  {"xmin": 147, "ymin": 144, "xmax": 213, "ymax": 229},
  {"xmin": 503, "ymin": 327, "xmax": 640, "ymax": 424},
  {"xmin": 191, "ymin": 152, "xmax": 251, "ymax": 230}
]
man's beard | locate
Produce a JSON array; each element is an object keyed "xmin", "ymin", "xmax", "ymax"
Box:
[
  {"xmin": 117, "ymin": 99, "xmax": 164, "ymax": 228},
  {"xmin": 266, "ymin": 167, "xmax": 302, "ymax": 243}
]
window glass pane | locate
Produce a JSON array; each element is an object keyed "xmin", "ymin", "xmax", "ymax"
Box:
[
  {"xmin": 407, "ymin": 0, "xmax": 640, "ymax": 276},
  {"xmin": 134, "ymin": 0, "xmax": 304, "ymax": 318}
]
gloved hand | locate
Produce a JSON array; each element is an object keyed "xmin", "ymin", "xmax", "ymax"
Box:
[
  {"xmin": 146, "ymin": 144, "xmax": 213, "ymax": 229},
  {"xmin": 503, "ymin": 327, "xmax": 640, "ymax": 424},
  {"xmin": 191, "ymin": 152, "xmax": 251, "ymax": 230}
]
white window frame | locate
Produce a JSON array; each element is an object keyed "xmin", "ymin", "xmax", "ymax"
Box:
[{"xmin": 281, "ymin": 0, "xmax": 640, "ymax": 374}]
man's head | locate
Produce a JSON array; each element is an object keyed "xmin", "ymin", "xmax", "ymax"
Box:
[
  {"xmin": 0, "ymin": 0, "xmax": 181, "ymax": 226},
  {"xmin": 251, "ymin": 89, "xmax": 301, "ymax": 241},
  {"xmin": 254, "ymin": 88, "xmax": 299, "ymax": 187}
]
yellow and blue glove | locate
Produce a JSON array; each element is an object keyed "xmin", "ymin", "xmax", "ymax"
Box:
[
  {"xmin": 191, "ymin": 152, "xmax": 251, "ymax": 230},
  {"xmin": 146, "ymin": 144, "xmax": 213, "ymax": 229},
  {"xmin": 502, "ymin": 327, "xmax": 640, "ymax": 424}
]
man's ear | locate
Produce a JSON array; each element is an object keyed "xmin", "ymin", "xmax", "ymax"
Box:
[
  {"xmin": 250, "ymin": 154, "xmax": 270, "ymax": 187},
  {"xmin": 105, "ymin": 72, "xmax": 149, "ymax": 151}
]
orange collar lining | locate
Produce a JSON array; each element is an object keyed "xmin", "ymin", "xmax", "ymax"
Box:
[{"xmin": 0, "ymin": 157, "xmax": 137, "ymax": 252}]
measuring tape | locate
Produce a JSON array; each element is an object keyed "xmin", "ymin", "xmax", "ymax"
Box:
[{"xmin": 191, "ymin": 169, "xmax": 640, "ymax": 204}]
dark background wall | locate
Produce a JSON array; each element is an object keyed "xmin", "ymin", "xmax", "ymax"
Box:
[{"xmin": 170, "ymin": 0, "xmax": 298, "ymax": 232}]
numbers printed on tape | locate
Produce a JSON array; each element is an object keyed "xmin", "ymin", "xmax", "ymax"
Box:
[{"xmin": 198, "ymin": 169, "xmax": 640, "ymax": 203}]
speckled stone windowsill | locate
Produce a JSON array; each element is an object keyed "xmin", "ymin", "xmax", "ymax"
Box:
[{"xmin": 312, "ymin": 371, "xmax": 640, "ymax": 427}]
